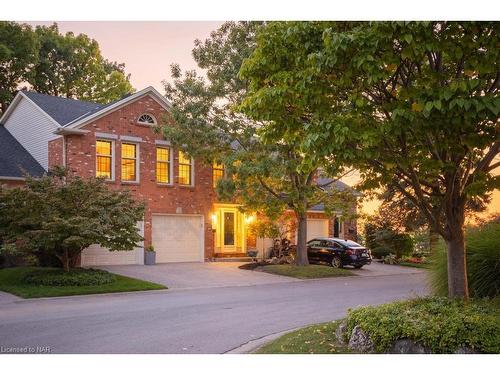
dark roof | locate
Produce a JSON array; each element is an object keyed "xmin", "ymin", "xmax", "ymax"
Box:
[
  {"xmin": 0, "ymin": 126, "xmax": 45, "ymax": 179},
  {"xmin": 310, "ymin": 177, "xmax": 361, "ymax": 211},
  {"xmin": 22, "ymin": 91, "xmax": 105, "ymax": 126}
]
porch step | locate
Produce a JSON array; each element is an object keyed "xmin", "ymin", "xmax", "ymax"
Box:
[{"xmin": 213, "ymin": 257, "xmax": 254, "ymax": 262}]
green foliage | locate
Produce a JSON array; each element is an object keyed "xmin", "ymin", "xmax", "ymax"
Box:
[
  {"xmin": 0, "ymin": 267, "xmax": 166, "ymax": 298},
  {"xmin": 23, "ymin": 268, "xmax": 116, "ymax": 286},
  {"xmin": 0, "ymin": 21, "xmax": 39, "ymax": 112},
  {"xmin": 0, "ymin": 167, "xmax": 145, "ymax": 271},
  {"xmin": 31, "ymin": 23, "xmax": 134, "ymax": 103},
  {"xmin": 430, "ymin": 218, "xmax": 500, "ymax": 298},
  {"xmin": 364, "ymin": 220, "xmax": 414, "ymax": 258},
  {"xmin": 260, "ymin": 264, "xmax": 353, "ymax": 279},
  {"xmin": 345, "ymin": 297, "xmax": 500, "ymax": 353},
  {"xmin": 0, "ymin": 22, "xmax": 133, "ymax": 112},
  {"xmin": 244, "ymin": 21, "xmax": 499, "ymax": 295}
]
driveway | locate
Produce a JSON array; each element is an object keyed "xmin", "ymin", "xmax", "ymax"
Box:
[
  {"xmin": 100, "ymin": 262, "xmax": 299, "ymax": 289},
  {"xmin": 101, "ymin": 260, "xmax": 425, "ymax": 289}
]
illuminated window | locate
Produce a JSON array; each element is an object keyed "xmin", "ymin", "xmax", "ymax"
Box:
[
  {"xmin": 121, "ymin": 143, "xmax": 138, "ymax": 182},
  {"xmin": 178, "ymin": 151, "xmax": 192, "ymax": 185},
  {"xmin": 156, "ymin": 146, "xmax": 171, "ymax": 184},
  {"xmin": 213, "ymin": 162, "xmax": 225, "ymax": 188},
  {"xmin": 137, "ymin": 113, "xmax": 156, "ymax": 125},
  {"xmin": 96, "ymin": 140, "xmax": 113, "ymax": 179}
]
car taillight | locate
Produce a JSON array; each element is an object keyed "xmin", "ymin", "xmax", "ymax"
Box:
[{"xmin": 345, "ymin": 249, "xmax": 353, "ymax": 256}]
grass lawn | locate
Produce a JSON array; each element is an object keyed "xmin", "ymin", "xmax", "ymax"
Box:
[
  {"xmin": 256, "ymin": 321, "xmax": 352, "ymax": 354},
  {"xmin": 0, "ymin": 267, "xmax": 166, "ymax": 298},
  {"xmin": 398, "ymin": 261, "xmax": 431, "ymax": 269},
  {"xmin": 259, "ymin": 264, "xmax": 354, "ymax": 279}
]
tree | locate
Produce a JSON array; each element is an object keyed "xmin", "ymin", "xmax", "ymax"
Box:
[
  {"xmin": 245, "ymin": 21, "xmax": 498, "ymax": 297},
  {"xmin": 0, "ymin": 22, "xmax": 39, "ymax": 113},
  {"xmin": 0, "ymin": 168, "xmax": 145, "ymax": 272},
  {"xmin": 162, "ymin": 22, "xmax": 355, "ymax": 265},
  {"xmin": 30, "ymin": 23, "xmax": 133, "ymax": 103}
]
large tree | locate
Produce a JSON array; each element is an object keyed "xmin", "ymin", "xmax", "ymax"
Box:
[
  {"xmin": 244, "ymin": 21, "xmax": 499, "ymax": 298},
  {"xmin": 0, "ymin": 168, "xmax": 145, "ymax": 272},
  {"xmin": 30, "ymin": 23, "xmax": 134, "ymax": 103},
  {"xmin": 0, "ymin": 22, "xmax": 39, "ymax": 113},
  {"xmin": 162, "ymin": 22, "xmax": 354, "ymax": 265}
]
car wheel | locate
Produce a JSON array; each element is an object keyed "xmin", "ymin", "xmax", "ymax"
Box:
[
  {"xmin": 353, "ymin": 265, "xmax": 363, "ymax": 269},
  {"xmin": 331, "ymin": 256, "xmax": 342, "ymax": 268}
]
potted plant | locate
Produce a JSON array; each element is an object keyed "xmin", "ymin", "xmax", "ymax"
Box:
[{"xmin": 145, "ymin": 245, "xmax": 156, "ymax": 265}]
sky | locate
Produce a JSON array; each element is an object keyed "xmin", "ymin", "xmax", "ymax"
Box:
[
  {"xmin": 27, "ymin": 21, "xmax": 223, "ymax": 91},
  {"xmin": 26, "ymin": 21, "xmax": 499, "ymax": 219}
]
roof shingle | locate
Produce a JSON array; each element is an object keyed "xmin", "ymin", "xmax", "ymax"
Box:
[{"xmin": 0, "ymin": 126, "xmax": 45, "ymax": 179}]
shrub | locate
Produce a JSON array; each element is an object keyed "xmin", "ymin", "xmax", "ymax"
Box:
[
  {"xmin": 364, "ymin": 221, "xmax": 413, "ymax": 259},
  {"xmin": 344, "ymin": 297, "xmax": 500, "ymax": 353},
  {"xmin": 371, "ymin": 246, "xmax": 392, "ymax": 259},
  {"xmin": 23, "ymin": 268, "xmax": 116, "ymax": 286},
  {"xmin": 430, "ymin": 218, "xmax": 500, "ymax": 298}
]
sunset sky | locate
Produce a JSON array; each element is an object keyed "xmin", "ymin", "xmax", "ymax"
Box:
[{"xmin": 26, "ymin": 21, "xmax": 500, "ymax": 218}]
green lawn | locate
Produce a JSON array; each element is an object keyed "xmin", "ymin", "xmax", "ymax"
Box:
[
  {"xmin": 259, "ymin": 264, "xmax": 354, "ymax": 279},
  {"xmin": 398, "ymin": 261, "xmax": 431, "ymax": 269},
  {"xmin": 0, "ymin": 267, "xmax": 166, "ymax": 298},
  {"xmin": 256, "ymin": 321, "xmax": 352, "ymax": 354}
]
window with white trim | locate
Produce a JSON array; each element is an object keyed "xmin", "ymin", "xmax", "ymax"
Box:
[
  {"xmin": 121, "ymin": 143, "xmax": 138, "ymax": 182},
  {"xmin": 156, "ymin": 146, "xmax": 171, "ymax": 184},
  {"xmin": 213, "ymin": 162, "xmax": 225, "ymax": 188},
  {"xmin": 96, "ymin": 140, "xmax": 114, "ymax": 180},
  {"xmin": 178, "ymin": 151, "xmax": 193, "ymax": 186},
  {"xmin": 137, "ymin": 113, "xmax": 156, "ymax": 125}
]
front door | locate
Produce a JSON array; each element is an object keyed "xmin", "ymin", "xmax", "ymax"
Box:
[{"xmin": 222, "ymin": 209, "xmax": 237, "ymax": 252}]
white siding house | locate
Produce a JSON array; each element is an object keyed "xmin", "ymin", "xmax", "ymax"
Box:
[{"xmin": 2, "ymin": 95, "xmax": 59, "ymax": 170}]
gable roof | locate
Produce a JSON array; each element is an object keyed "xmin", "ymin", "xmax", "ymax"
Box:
[
  {"xmin": 21, "ymin": 91, "xmax": 105, "ymax": 126},
  {"xmin": 309, "ymin": 177, "xmax": 361, "ymax": 212},
  {"xmin": 0, "ymin": 126, "xmax": 45, "ymax": 180},
  {"xmin": 0, "ymin": 87, "xmax": 170, "ymax": 132}
]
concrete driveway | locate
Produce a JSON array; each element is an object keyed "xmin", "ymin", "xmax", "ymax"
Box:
[
  {"xmin": 101, "ymin": 260, "xmax": 425, "ymax": 290},
  {"xmin": 100, "ymin": 262, "xmax": 299, "ymax": 289}
]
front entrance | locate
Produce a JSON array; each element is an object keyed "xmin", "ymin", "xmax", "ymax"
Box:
[{"xmin": 213, "ymin": 204, "xmax": 246, "ymax": 255}]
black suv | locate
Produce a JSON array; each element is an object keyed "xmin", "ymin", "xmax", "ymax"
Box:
[{"xmin": 307, "ymin": 238, "xmax": 372, "ymax": 269}]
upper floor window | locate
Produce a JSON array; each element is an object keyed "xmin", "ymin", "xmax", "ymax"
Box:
[
  {"xmin": 156, "ymin": 146, "xmax": 171, "ymax": 184},
  {"xmin": 213, "ymin": 162, "xmax": 225, "ymax": 188},
  {"xmin": 96, "ymin": 140, "xmax": 114, "ymax": 180},
  {"xmin": 137, "ymin": 113, "xmax": 156, "ymax": 125},
  {"xmin": 121, "ymin": 143, "xmax": 138, "ymax": 182},
  {"xmin": 178, "ymin": 151, "xmax": 193, "ymax": 186}
]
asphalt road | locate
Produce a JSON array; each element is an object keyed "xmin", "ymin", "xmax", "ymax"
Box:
[{"xmin": 0, "ymin": 272, "xmax": 427, "ymax": 354}]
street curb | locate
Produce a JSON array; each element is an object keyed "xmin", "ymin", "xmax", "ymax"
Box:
[{"xmin": 224, "ymin": 327, "xmax": 299, "ymax": 354}]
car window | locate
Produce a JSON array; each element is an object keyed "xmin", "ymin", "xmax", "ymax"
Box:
[
  {"xmin": 320, "ymin": 240, "xmax": 330, "ymax": 247},
  {"xmin": 308, "ymin": 240, "xmax": 321, "ymax": 247},
  {"xmin": 331, "ymin": 241, "xmax": 343, "ymax": 249}
]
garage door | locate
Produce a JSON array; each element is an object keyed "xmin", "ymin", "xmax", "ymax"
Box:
[
  {"xmin": 307, "ymin": 219, "xmax": 329, "ymax": 241},
  {"xmin": 81, "ymin": 222, "xmax": 144, "ymax": 266},
  {"xmin": 152, "ymin": 214, "xmax": 204, "ymax": 263}
]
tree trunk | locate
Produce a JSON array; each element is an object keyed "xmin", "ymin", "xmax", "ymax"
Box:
[
  {"xmin": 295, "ymin": 211, "xmax": 309, "ymax": 266},
  {"xmin": 429, "ymin": 227, "xmax": 439, "ymax": 254},
  {"xmin": 444, "ymin": 202, "xmax": 469, "ymax": 299},
  {"xmin": 60, "ymin": 249, "xmax": 70, "ymax": 272}
]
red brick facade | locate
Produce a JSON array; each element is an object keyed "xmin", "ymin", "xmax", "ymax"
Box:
[
  {"xmin": 48, "ymin": 94, "xmax": 217, "ymax": 259},
  {"xmin": 47, "ymin": 93, "xmax": 358, "ymax": 262}
]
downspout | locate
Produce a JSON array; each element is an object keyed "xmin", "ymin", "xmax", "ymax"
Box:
[{"xmin": 62, "ymin": 135, "xmax": 67, "ymax": 168}]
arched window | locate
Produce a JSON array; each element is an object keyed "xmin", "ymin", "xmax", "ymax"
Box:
[{"xmin": 137, "ymin": 113, "xmax": 156, "ymax": 125}]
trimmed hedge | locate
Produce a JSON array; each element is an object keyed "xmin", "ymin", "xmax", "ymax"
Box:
[
  {"xmin": 430, "ymin": 219, "xmax": 500, "ymax": 298},
  {"xmin": 344, "ymin": 297, "xmax": 500, "ymax": 353},
  {"xmin": 23, "ymin": 268, "xmax": 116, "ymax": 286}
]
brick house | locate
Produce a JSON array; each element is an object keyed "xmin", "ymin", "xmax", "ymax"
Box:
[{"xmin": 0, "ymin": 87, "xmax": 358, "ymax": 266}]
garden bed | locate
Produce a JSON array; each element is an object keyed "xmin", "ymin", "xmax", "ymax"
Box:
[
  {"xmin": 0, "ymin": 267, "xmax": 166, "ymax": 298},
  {"xmin": 256, "ymin": 297, "xmax": 500, "ymax": 354},
  {"xmin": 239, "ymin": 263, "xmax": 354, "ymax": 279}
]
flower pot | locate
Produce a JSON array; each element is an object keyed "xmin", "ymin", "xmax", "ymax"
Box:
[{"xmin": 144, "ymin": 250, "xmax": 156, "ymax": 265}]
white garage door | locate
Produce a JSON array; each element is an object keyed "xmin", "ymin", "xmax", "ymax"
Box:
[
  {"xmin": 307, "ymin": 219, "xmax": 329, "ymax": 241},
  {"xmin": 152, "ymin": 214, "xmax": 204, "ymax": 263},
  {"xmin": 81, "ymin": 222, "xmax": 144, "ymax": 266}
]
